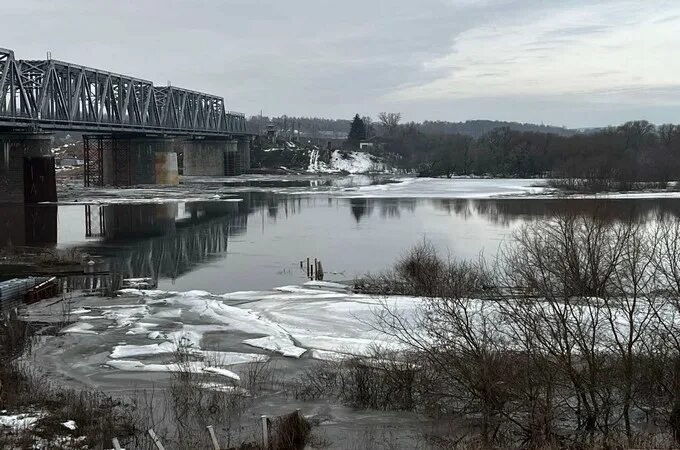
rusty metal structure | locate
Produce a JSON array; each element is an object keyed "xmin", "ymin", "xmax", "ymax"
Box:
[{"xmin": 0, "ymin": 48, "xmax": 248, "ymax": 136}]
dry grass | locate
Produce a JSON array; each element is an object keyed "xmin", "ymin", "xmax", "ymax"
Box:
[{"xmin": 0, "ymin": 312, "xmax": 139, "ymax": 447}]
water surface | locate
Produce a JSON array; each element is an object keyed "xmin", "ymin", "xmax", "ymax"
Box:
[{"xmin": 4, "ymin": 176, "xmax": 680, "ymax": 292}]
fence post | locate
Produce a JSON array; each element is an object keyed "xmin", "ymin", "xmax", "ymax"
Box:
[
  {"xmin": 206, "ymin": 425, "xmax": 221, "ymax": 450},
  {"xmin": 261, "ymin": 415, "xmax": 270, "ymax": 449},
  {"xmin": 148, "ymin": 428, "xmax": 165, "ymax": 450},
  {"xmin": 111, "ymin": 437, "xmax": 122, "ymax": 450}
]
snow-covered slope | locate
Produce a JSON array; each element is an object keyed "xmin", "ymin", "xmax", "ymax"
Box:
[{"xmin": 308, "ymin": 150, "xmax": 389, "ymax": 174}]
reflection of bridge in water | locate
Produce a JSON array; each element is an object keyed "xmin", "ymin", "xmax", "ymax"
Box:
[
  {"xmin": 82, "ymin": 199, "xmax": 250, "ymax": 282},
  {"xmin": 11, "ymin": 193, "xmax": 680, "ymax": 291}
]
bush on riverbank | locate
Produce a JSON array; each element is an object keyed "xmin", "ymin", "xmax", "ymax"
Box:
[
  {"xmin": 547, "ymin": 176, "xmax": 674, "ymax": 193},
  {"xmin": 345, "ymin": 216, "xmax": 680, "ymax": 448}
]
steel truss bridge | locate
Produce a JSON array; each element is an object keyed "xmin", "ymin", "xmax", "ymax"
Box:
[{"xmin": 0, "ymin": 48, "xmax": 248, "ymax": 136}]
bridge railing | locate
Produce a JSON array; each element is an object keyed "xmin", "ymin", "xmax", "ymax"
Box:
[{"xmin": 0, "ymin": 48, "xmax": 247, "ymax": 136}]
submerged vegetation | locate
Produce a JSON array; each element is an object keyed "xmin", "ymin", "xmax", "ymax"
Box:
[{"xmin": 331, "ymin": 216, "xmax": 680, "ymax": 448}]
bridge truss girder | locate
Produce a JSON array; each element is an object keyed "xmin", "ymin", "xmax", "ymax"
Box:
[{"xmin": 0, "ymin": 48, "xmax": 247, "ymax": 137}]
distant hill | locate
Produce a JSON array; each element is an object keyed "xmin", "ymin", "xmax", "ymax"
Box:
[
  {"xmin": 247, "ymin": 115, "xmax": 575, "ymax": 139},
  {"xmin": 416, "ymin": 120, "xmax": 575, "ymax": 138}
]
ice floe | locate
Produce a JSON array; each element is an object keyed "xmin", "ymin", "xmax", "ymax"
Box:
[
  {"xmin": 109, "ymin": 342, "xmax": 176, "ymax": 359},
  {"xmin": 243, "ymin": 336, "xmax": 307, "ymax": 358},
  {"xmin": 62, "ymin": 322, "xmax": 96, "ymax": 334},
  {"xmin": 105, "ymin": 360, "xmax": 241, "ymax": 380},
  {"xmin": 51, "ymin": 282, "xmax": 423, "ymax": 382}
]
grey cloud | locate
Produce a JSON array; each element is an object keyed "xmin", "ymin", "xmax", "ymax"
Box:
[{"xmin": 1, "ymin": 0, "xmax": 678, "ymax": 126}]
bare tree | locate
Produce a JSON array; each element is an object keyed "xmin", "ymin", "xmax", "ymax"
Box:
[
  {"xmin": 372, "ymin": 244, "xmax": 508, "ymax": 446},
  {"xmin": 602, "ymin": 220, "xmax": 659, "ymax": 444},
  {"xmin": 498, "ymin": 215, "xmax": 639, "ymax": 445},
  {"xmin": 378, "ymin": 112, "xmax": 402, "ymax": 136},
  {"xmin": 653, "ymin": 217, "xmax": 680, "ymax": 442}
]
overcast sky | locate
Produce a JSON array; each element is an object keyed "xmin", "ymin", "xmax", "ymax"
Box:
[{"xmin": 4, "ymin": 0, "xmax": 679, "ymax": 128}]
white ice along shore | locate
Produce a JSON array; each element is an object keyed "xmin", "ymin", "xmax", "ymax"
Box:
[
  {"xmin": 334, "ymin": 177, "xmax": 549, "ymax": 198},
  {"xmin": 26, "ymin": 281, "xmax": 678, "ymax": 383},
  {"xmin": 32, "ymin": 282, "xmax": 421, "ymax": 380}
]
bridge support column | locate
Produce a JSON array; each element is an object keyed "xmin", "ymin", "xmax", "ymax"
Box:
[
  {"xmin": 182, "ymin": 139, "xmax": 227, "ymax": 177},
  {"xmin": 237, "ymin": 137, "xmax": 251, "ymax": 174},
  {"xmin": 224, "ymin": 139, "xmax": 239, "ymax": 176},
  {"xmin": 181, "ymin": 139, "xmax": 236, "ymax": 176},
  {"xmin": 102, "ymin": 137, "xmax": 178, "ymax": 186},
  {"xmin": 0, "ymin": 133, "xmax": 56, "ymax": 204}
]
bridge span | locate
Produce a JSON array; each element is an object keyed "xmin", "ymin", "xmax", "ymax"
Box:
[{"xmin": 0, "ymin": 48, "xmax": 253, "ymax": 203}]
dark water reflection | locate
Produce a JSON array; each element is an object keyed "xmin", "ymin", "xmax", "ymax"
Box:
[{"xmin": 3, "ymin": 195, "xmax": 680, "ymax": 292}]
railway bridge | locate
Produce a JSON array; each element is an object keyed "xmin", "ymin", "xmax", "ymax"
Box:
[{"xmin": 0, "ymin": 48, "xmax": 253, "ymax": 203}]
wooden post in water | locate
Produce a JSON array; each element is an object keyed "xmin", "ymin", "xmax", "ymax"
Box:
[
  {"xmin": 306, "ymin": 258, "xmax": 310, "ymax": 278},
  {"xmin": 261, "ymin": 415, "xmax": 270, "ymax": 449},
  {"xmin": 206, "ymin": 425, "xmax": 221, "ymax": 450},
  {"xmin": 317, "ymin": 260, "xmax": 324, "ymax": 281},
  {"xmin": 148, "ymin": 429, "xmax": 165, "ymax": 450}
]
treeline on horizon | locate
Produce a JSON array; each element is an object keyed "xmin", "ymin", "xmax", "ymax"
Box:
[
  {"xmin": 389, "ymin": 120, "xmax": 680, "ymax": 192},
  {"xmin": 246, "ymin": 115, "xmax": 572, "ymax": 138}
]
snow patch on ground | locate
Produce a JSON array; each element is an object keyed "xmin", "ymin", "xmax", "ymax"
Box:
[
  {"xmin": 0, "ymin": 412, "xmax": 44, "ymax": 430},
  {"xmin": 308, "ymin": 150, "xmax": 389, "ymax": 174},
  {"xmin": 61, "ymin": 420, "xmax": 77, "ymax": 430}
]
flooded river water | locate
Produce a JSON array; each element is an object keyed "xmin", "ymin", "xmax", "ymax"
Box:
[{"xmin": 5, "ymin": 176, "xmax": 680, "ymax": 292}]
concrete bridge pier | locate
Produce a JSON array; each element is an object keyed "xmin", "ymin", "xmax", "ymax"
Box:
[
  {"xmin": 224, "ymin": 139, "xmax": 239, "ymax": 176},
  {"xmin": 102, "ymin": 137, "xmax": 178, "ymax": 186},
  {"xmin": 0, "ymin": 133, "xmax": 56, "ymax": 203},
  {"xmin": 237, "ymin": 137, "xmax": 251, "ymax": 174},
  {"xmin": 182, "ymin": 137, "xmax": 250, "ymax": 177},
  {"xmin": 182, "ymin": 138, "xmax": 234, "ymax": 176}
]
